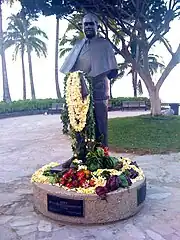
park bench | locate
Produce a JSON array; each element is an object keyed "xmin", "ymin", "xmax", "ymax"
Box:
[
  {"xmin": 108, "ymin": 102, "xmax": 122, "ymax": 111},
  {"xmin": 122, "ymin": 101, "xmax": 147, "ymax": 111},
  {"xmin": 47, "ymin": 103, "xmax": 64, "ymax": 114}
]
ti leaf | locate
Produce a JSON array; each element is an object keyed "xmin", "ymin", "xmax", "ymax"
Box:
[
  {"xmin": 48, "ymin": 176, "xmax": 57, "ymax": 185},
  {"xmin": 119, "ymin": 174, "xmax": 129, "ymax": 188},
  {"xmin": 96, "ymin": 147, "xmax": 105, "ymax": 157}
]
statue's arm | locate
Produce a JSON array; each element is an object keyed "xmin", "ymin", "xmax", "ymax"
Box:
[{"xmin": 105, "ymin": 40, "xmax": 118, "ymax": 79}]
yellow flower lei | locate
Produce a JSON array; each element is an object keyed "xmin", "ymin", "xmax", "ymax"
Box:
[{"xmin": 66, "ymin": 71, "xmax": 90, "ymax": 132}]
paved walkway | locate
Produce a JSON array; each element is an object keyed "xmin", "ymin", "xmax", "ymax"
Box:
[{"xmin": 0, "ymin": 112, "xmax": 179, "ymax": 240}]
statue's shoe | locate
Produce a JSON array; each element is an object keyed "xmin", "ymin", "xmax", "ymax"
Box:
[{"xmin": 50, "ymin": 158, "xmax": 74, "ymax": 174}]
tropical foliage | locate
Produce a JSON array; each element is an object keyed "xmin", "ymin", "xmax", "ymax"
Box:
[
  {"xmin": 20, "ymin": 0, "xmax": 180, "ymax": 115},
  {"xmin": 4, "ymin": 13, "xmax": 48, "ymax": 99},
  {"xmin": 0, "ymin": 98, "xmax": 64, "ymax": 113}
]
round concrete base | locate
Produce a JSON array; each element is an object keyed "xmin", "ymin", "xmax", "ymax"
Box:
[{"xmin": 32, "ymin": 178, "xmax": 146, "ymax": 224}]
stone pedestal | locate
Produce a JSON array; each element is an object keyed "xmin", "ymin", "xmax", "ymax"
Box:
[{"xmin": 32, "ymin": 178, "xmax": 146, "ymax": 224}]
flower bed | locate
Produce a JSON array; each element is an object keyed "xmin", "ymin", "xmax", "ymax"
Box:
[{"xmin": 31, "ymin": 154, "xmax": 144, "ymax": 199}]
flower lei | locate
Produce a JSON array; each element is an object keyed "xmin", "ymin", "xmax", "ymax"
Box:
[{"xmin": 66, "ymin": 71, "xmax": 90, "ymax": 132}]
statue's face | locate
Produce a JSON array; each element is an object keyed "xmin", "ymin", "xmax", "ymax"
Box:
[{"xmin": 83, "ymin": 14, "xmax": 98, "ymax": 39}]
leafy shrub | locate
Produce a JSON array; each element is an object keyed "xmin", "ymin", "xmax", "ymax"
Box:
[
  {"xmin": 0, "ymin": 97, "xmax": 150, "ymax": 114},
  {"xmin": 0, "ymin": 98, "xmax": 64, "ymax": 113}
]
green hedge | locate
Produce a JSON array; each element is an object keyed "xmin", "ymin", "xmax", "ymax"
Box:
[
  {"xmin": 0, "ymin": 98, "xmax": 64, "ymax": 113},
  {"xmin": 109, "ymin": 97, "xmax": 150, "ymax": 107},
  {"xmin": 0, "ymin": 97, "xmax": 150, "ymax": 114}
]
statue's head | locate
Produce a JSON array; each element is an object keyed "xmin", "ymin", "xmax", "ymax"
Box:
[{"xmin": 82, "ymin": 13, "xmax": 99, "ymax": 39}]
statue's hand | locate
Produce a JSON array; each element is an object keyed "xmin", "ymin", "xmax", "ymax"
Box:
[
  {"xmin": 107, "ymin": 69, "xmax": 118, "ymax": 79},
  {"xmin": 80, "ymin": 74, "xmax": 89, "ymax": 99}
]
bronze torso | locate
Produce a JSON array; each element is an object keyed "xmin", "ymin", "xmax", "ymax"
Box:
[
  {"xmin": 73, "ymin": 40, "xmax": 91, "ymax": 74},
  {"xmin": 73, "ymin": 39, "xmax": 109, "ymax": 101}
]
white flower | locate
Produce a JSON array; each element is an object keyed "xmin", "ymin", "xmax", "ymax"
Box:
[{"xmin": 66, "ymin": 72, "xmax": 90, "ymax": 132}]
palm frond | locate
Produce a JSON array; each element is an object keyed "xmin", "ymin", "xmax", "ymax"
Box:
[
  {"xmin": 110, "ymin": 62, "xmax": 128, "ymax": 85},
  {"xmin": 12, "ymin": 44, "xmax": 21, "ymax": 61},
  {"xmin": 28, "ymin": 26, "xmax": 48, "ymax": 39},
  {"xmin": 7, "ymin": 15, "xmax": 25, "ymax": 34},
  {"xmin": 5, "ymin": 13, "xmax": 48, "ymax": 59},
  {"xmin": 59, "ymin": 36, "xmax": 72, "ymax": 46},
  {"xmin": 29, "ymin": 39, "xmax": 47, "ymax": 57},
  {"xmin": 148, "ymin": 56, "xmax": 165, "ymax": 75},
  {"xmin": 65, "ymin": 13, "xmax": 83, "ymax": 33},
  {"xmin": 59, "ymin": 47, "xmax": 73, "ymax": 58},
  {"xmin": 66, "ymin": 22, "xmax": 79, "ymax": 33},
  {"xmin": 3, "ymin": 37, "xmax": 15, "ymax": 50}
]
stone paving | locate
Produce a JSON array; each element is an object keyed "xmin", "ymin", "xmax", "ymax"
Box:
[{"xmin": 0, "ymin": 112, "xmax": 180, "ymax": 240}]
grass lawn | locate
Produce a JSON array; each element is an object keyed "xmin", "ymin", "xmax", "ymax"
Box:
[{"xmin": 108, "ymin": 115, "xmax": 180, "ymax": 154}]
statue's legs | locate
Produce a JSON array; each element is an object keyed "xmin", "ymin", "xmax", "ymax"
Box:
[
  {"xmin": 55, "ymin": 100, "xmax": 108, "ymax": 171},
  {"xmin": 94, "ymin": 100, "xmax": 108, "ymax": 147}
]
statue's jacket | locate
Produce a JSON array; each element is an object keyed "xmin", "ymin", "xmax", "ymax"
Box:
[{"xmin": 60, "ymin": 37, "xmax": 118, "ymax": 100}]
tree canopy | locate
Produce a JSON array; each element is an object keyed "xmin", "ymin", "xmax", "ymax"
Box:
[
  {"xmin": 19, "ymin": 0, "xmax": 180, "ymax": 115},
  {"xmin": 20, "ymin": 0, "xmax": 169, "ymax": 23}
]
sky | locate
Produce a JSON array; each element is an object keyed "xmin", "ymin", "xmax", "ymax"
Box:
[{"xmin": 0, "ymin": 2, "xmax": 180, "ymax": 102}]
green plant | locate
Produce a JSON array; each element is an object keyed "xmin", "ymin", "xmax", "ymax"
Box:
[
  {"xmin": 0, "ymin": 98, "xmax": 64, "ymax": 113},
  {"xmin": 61, "ymin": 74, "xmax": 70, "ymax": 134}
]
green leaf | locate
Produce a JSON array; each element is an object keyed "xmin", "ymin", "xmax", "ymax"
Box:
[
  {"xmin": 96, "ymin": 147, "xmax": 104, "ymax": 157},
  {"xmin": 101, "ymin": 170, "xmax": 111, "ymax": 179},
  {"xmin": 119, "ymin": 174, "xmax": 129, "ymax": 188},
  {"xmin": 88, "ymin": 162, "xmax": 101, "ymax": 172},
  {"xmin": 48, "ymin": 176, "xmax": 56, "ymax": 185}
]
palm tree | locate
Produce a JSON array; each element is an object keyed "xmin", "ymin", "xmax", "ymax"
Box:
[
  {"xmin": 132, "ymin": 54, "xmax": 165, "ymax": 96},
  {"xmin": 54, "ymin": 16, "xmax": 61, "ymax": 99},
  {"xmin": 0, "ymin": 1, "xmax": 13, "ymax": 102},
  {"xmin": 4, "ymin": 13, "xmax": 48, "ymax": 100},
  {"xmin": 109, "ymin": 62, "xmax": 127, "ymax": 99}
]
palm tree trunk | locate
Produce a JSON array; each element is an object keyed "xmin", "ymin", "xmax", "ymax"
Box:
[
  {"xmin": 55, "ymin": 16, "xmax": 61, "ymax": 98},
  {"xmin": 132, "ymin": 41, "xmax": 140, "ymax": 98},
  {"xmin": 132, "ymin": 71, "xmax": 137, "ymax": 97},
  {"xmin": 27, "ymin": 49, "xmax": 36, "ymax": 99},
  {"xmin": 21, "ymin": 50, "xmax": 26, "ymax": 100},
  {"xmin": 0, "ymin": 3, "xmax": 11, "ymax": 102},
  {"xmin": 22, "ymin": 14, "xmax": 36, "ymax": 100}
]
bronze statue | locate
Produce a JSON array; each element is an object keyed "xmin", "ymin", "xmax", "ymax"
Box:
[{"xmin": 60, "ymin": 13, "xmax": 118, "ymax": 147}]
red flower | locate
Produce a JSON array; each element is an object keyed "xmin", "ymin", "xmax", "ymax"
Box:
[
  {"xmin": 62, "ymin": 173, "xmax": 69, "ymax": 180},
  {"xmin": 67, "ymin": 177, "xmax": 72, "ymax": 183},
  {"xmin": 77, "ymin": 170, "xmax": 85, "ymax": 180},
  {"xmin": 66, "ymin": 183, "xmax": 73, "ymax": 188},
  {"xmin": 103, "ymin": 147, "xmax": 109, "ymax": 156},
  {"xmin": 67, "ymin": 168, "xmax": 75, "ymax": 175},
  {"xmin": 60, "ymin": 178, "xmax": 66, "ymax": 185},
  {"xmin": 72, "ymin": 180, "xmax": 79, "ymax": 188},
  {"xmin": 62, "ymin": 168, "xmax": 75, "ymax": 180},
  {"xmin": 89, "ymin": 179, "xmax": 95, "ymax": 187},
  {"xmin": 79, "ymin": 178, "xmax": 86, "ymax": 186}
]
